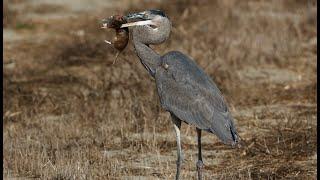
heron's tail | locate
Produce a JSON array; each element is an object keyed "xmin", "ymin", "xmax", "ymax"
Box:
[{"xmin": 230, "ymin": 129, "xmax": 247, "ymax": 149}]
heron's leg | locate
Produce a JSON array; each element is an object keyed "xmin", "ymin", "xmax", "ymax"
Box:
[
  {"xmin": 172, "ymin": 115, "xmax": 182, "ymax": 180},
  {"xmin": 196, "ymin": 128, "xmax": 204, "ymax": 180}
]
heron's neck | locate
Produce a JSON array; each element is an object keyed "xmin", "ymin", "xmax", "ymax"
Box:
[{"xmin": 132, "ymin": 35, "xmax": 161, "ymax": 77}]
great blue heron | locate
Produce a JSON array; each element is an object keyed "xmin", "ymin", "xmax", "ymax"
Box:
[{"xmin": 120, "ymin": 9, "xmax": 240, "ymax": 180}]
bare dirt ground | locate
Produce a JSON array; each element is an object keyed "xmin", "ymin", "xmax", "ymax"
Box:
[{"xmin": 3, "ymin": 0, "xmax": 317, "ymax": 179}]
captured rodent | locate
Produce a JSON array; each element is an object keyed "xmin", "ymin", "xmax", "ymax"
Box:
[
  {"xmin": 102, "ymin": 15, "xmax": 129, "ymax": 51},
  {"xmin": 112, "ymin": 28, "xmax": 129, "ymax": 51}
]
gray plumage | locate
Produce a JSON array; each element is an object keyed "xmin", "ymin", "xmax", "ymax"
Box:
[
  {"xmin": 156, "ymin": 51, "xmax": 239, "ymax": 145},
  {"xmin": 122, "ymin": 9, "xmax": 239, "ymax": 180}
]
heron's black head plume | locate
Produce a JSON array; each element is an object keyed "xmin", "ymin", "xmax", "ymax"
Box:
[{"xmin": 148, "ymin": 9, "xmax": 167, "ymax": 18}]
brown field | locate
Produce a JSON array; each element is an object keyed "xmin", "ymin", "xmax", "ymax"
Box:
[{"xmin": 3, "ymin": 0, "xmax": 317, "ymax": 179}]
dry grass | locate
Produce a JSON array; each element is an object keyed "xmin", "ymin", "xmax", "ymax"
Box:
[{"xmin": 3, "ymin": 0, "xmax": 317, "ymax": 179}]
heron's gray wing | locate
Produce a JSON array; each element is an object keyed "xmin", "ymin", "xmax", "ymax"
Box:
[{"xmin": 155, "ymin": 51, "xmax": 238, "ymax": 145}]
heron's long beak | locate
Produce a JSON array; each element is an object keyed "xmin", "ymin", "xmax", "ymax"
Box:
[
  {"xmin": 120, "ymin": 20, "xmax": 155, "ymax": 28},
  {"xmin": 121, "ymin": 11, "xmax": 155, "ymax": 28}
]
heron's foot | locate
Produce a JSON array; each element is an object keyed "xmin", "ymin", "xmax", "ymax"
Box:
[
  {"xmin": 196, "ymin": 160, "xmax": 204, "ymax": 169},
  {"xmin": 196, "ymin": 160, "xmax": 204, "ymax": 180}
]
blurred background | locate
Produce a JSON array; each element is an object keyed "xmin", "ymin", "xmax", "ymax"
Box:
[{"xmin": 3, "ymin": 0, "xmax": 317, "ymax": 179}]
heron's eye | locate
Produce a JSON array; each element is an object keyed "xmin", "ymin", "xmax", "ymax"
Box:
[{"xmin": 147, "ymin": 24, "xmax": 157, "ymax": 29}]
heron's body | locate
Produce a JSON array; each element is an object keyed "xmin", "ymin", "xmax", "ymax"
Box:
[
  {"xmin": 156, "ymin": 51, "xmax": 238, "ymax": 145},
  {"xmin": 133, "ymin": 39, "xmax": 239, "ymax": 146},
  {"xmin": 117, "ymin": 10, "xmax": 240, "ymax": 179}
]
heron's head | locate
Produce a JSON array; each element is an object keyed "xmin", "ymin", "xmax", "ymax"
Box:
[{"xmin": 121, "ymin": 10, "xmax": 171, "ymax": 45}]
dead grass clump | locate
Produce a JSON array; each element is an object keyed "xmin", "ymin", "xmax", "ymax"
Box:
[
  {"xmin": 3, "ymin": 0, "xmax": 38, "ymax": 29},
  {"xmin": 215, "ymin": 114, "xmax": 316, "ymax": 179},
  {"xmin": 246, "ymin": 120, "xmax": 316, "ymax": 159},
  {"xmin": 3, "ymin": 0, "xmax": 18, "ymax": 27},
  {"xmin": 31, "ymin": 4, "xmax": 68, "ymax": 14},
  {"xmin": 55, "ymin": 37, "xmax": 112, "ymax": 67}
]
